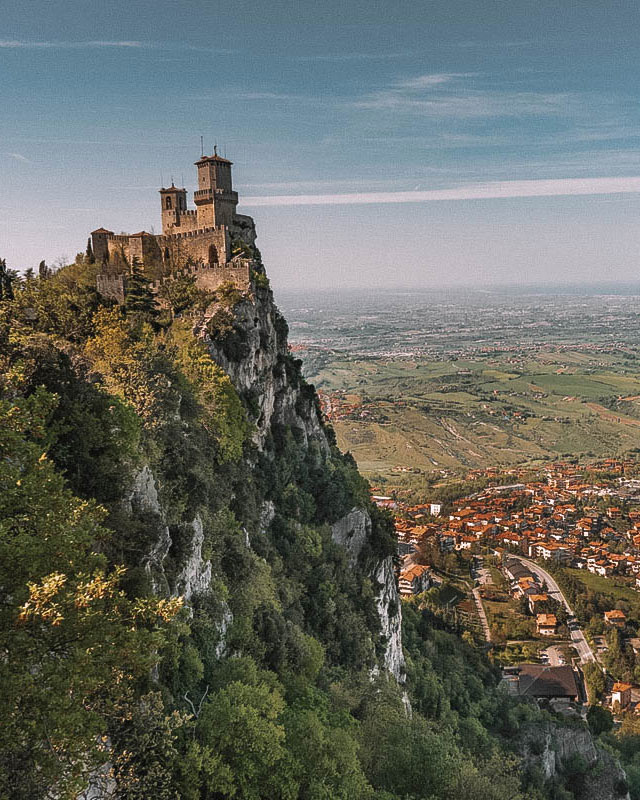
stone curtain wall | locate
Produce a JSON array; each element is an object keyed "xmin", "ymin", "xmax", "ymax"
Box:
[
  {"xmin": 159, "ymin": 227, "xmax": 230, "ymax": 270},
  {"xmin": 97, "ymin": 260, "xmax": 251, "ymax": 305},
  {"xmin": 149, "ymin": 260, "xmax": 251, "ymax": 295},
  {"xmin": 96, "ymin": 273, "xmax": 127, "ymax": 304},
  {"xmin": 194, "ymin": 261, "xmax": 250, "ymax": 293}
]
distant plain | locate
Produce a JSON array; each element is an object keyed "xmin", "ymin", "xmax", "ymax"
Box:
[{"xmin": 278, "ymin": 287, "xmax": 640, "ymax": 478}]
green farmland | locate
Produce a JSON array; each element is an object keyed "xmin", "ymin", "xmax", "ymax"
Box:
[{"xmin": 310, "ymin": 349, "xmax": 640, "ymax": 478}]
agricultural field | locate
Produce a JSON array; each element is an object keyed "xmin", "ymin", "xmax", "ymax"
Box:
[
  {"xmin": 312, "ymin": 351, "xmax": 640, "ymax": 477},
  {"xmin": 279, "ymin": 287, "xmax": 640, "ymax": 483}
]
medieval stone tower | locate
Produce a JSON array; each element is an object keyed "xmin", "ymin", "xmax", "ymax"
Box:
[{"xmin": 193, "ymin": 151, "xmax": 238, "ymax": 230}]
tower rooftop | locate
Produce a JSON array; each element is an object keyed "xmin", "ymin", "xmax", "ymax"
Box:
[{"xmin": 195, "ymin": 154, "xmax": 232, "ymax": 166}]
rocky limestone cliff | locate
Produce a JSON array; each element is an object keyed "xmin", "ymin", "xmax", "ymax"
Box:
[
  {"xmin": 120, "ymin": 282, "xmax": 404, "ymax": 681},
  {"xmin": 331, "ymin": 508, "xmax": 405, "ymax": 682},
  {"xmin": 520, "ymin": 721, "xmax": 630, "ymax": 800},
  {"xmin": 198, "ymin": 283, "xmax": 403, "ymax": 680},
  {"xmin": 197, "ymin": 285, "xmax": 327, "ymax": 452}
]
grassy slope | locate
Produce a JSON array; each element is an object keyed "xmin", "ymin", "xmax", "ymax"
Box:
[
  {"xmin": 565, "ymin": 568, "xmax": 640, "ymax": 607},
  {"xmin": 311, "ymin": 350, "xmax": 640, "ymax": 476}
]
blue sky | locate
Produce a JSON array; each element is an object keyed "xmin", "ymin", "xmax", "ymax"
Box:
[{"xmin": 2, "ymin": 0, "xmax": 640, "ymax": 289}]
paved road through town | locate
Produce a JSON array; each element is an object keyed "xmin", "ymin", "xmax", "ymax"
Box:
[{"xmin": 508, "ymin": 555, "xmax": 595, "ymax": 664}]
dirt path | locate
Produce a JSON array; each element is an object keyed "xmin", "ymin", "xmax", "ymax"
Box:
[{"xmin": 472, "ymin": 587, "xmax": 491, "ymax": 643}]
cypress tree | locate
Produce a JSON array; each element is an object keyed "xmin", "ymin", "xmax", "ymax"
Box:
[
  {"xmin": 0, "ymin": 258, "xmax": 10, "ymax": 300},
  {"xmin": 125, "ymin": 258, "xmax": 157, "ymax": 316}
]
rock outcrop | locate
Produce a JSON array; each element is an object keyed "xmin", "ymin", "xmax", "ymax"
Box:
[
  {"xmin": 120, "ymin": 282, "xmax": 404, "ymax": 682},
  {"xmin": 331, "ymin": 508, "xmax": 405, "ymax": 682},
  {"xmin": 520, "ymin": 722, "xmax": 630, "ymax": 800},
  {"xmin": 198, "ymin": 284, "xmax": 404, "ymax": 680},
  {"xmin": 198, "ymin": 286, "xmax": 328, "ymax": 452}
]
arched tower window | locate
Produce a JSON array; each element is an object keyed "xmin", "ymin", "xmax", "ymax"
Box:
[
  {"xmin": 165, "ymin": 196, "xmax": 172, "ymax": 210},
  {"xmin": 208, "ymin": 244, "xmax": 218, "ymax": 265},
  {"xmin": 164, "ymin": 247, "xmax": 170, "ymax": 262}
]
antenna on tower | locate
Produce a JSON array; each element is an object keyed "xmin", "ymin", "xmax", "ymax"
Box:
[
  {"xmin": 160, "ymin": 171, "xmax": 164, "ymax": 187},
  {"xmin": 200, "ymin": 135, "xmax": 204, "ymax": 157}
]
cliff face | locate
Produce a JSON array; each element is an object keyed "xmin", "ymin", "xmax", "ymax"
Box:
[
  {"xmin": 520, "ymin": 721, "xmax": 630, "ymax": 800},
  {"xmin": 197, "ymin": 285, "xmax": 327, "ymax": 452},
  {"xmin": 199, "ymin": 284, "xmax": 404, "ymax": 680},
  {"xmin": 331, "ymin": 508, "xmax": 404, "ymax": 682},
  {"xmin": 123, "ymin": 281, "xmax": 403, "ymax": 682}
]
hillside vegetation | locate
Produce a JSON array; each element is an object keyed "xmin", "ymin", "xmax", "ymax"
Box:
[{"xmin": 0, "ymin": 257, "xmax": 622, "ymax": 800}]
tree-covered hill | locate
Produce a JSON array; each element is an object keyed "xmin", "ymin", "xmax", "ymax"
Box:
[{"xmin": 0, "ymin": 256, "xmax": 626, "ymax": 799}]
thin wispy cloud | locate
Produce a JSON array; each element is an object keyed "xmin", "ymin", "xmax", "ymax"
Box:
[
  {"xmin": 0, "ymin": 39, "xmax": 149, "ymax": 49},
  {"xmin": 353, "ymin": 72, "xmax": 579, "ymax": 117},
  {"xmin": 234, "ymin": 91, "xmax": 303, "ymax": 101},
  {"xmin": 242, "ymin": 176, "xmax": 640, "ymax": 207},
  {"xmin": 203, "ymin": 89, "xmax": 323, "ymax": 106},
  {"xmin": 294, "ymin": 51, "xmax": 411, "ymax": 62},
  {"xmin": 0, "ymin": 39, "xmax": 235, "ymax": 54},
  {"xmin": 394, "ymin": 73, "xmax": 473, "ymax": 89},
  {"xmin": 453, "ymin": 40, "xmax": 536, "ymax": 49},
  {"xmin": 3, "ymin": 152, "xmax": 32, "ymax": 163}
]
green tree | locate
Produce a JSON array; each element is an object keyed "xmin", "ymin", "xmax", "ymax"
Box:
[
  {"xmin": 584, "ymin": 662, "xmax": 606, "ymax": 701},
  {"xmin": 111, "ymin": 693, "xmax": 186, "ymax": 800},
  {"xmin": 359, "ymin": 691, "xmax": 461, "ymax": 798},
  {"xmin": 283, "ymin": 699, "xmax": 373, "ymax": 799},
  {"xmin": 157, "ymin": 274, "xmax": 208, "ymax": 317},
  {"xmin": 125, "ymin": 258, "xmax": 157, "ymax": 317},
  {"xmin": 0, "ymin": 257, "xmax": 14, "ymax": 301},
  {"xmin": 170, "ymin": 320, "xmax": 249, "ymax": 461},
  {"xmin": 189, "ymin": 680, "xmax": 297, "ymax": 800},
  {"xmin": 587, "ymin": 705, "xmax": 614, "ymax": 735}
]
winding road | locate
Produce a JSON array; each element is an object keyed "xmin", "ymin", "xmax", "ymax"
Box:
[{"xmin": 508, "ymin": 555, "xmax": 595, "ymax": 664}]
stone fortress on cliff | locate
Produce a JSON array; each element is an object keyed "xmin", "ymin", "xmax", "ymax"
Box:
[{"xmin": 93, "ymin": 150, "xmax": 258, "ymax": 303}]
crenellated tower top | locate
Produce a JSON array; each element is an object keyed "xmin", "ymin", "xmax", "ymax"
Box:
[{"xmin": 193, "ymin": 150, "xmax": 238, "ymax": 229}]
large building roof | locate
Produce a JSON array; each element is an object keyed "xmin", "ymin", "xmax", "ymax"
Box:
[{"xmin": 515, "ymin": 664, "xmax": 579, "ymax": 699}]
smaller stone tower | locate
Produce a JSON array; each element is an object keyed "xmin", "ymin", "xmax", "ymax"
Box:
[
  {"xmin": 91, "ymin": 227, "xmax": 114, "ymax": 263},
  {"xmin": 159, "ymin": 184, "xmax": 188, "ymax": 234},
  {"xmin": 193, "ymin": 150, "xmax": 238, "ymax": 229}
]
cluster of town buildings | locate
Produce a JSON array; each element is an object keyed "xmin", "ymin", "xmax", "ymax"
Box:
[
  {"xmin": 382, "ymin": 459, "xmax": 640, "ymax": 588},
  {"xmin": 377, "ymin": 459, "xmax": 640, "ymax": 712}
]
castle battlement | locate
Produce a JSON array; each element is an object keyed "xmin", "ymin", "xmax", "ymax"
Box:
[
  {"xmin": 92, "ymin": 150, "xmax": 257, "ymax": 303},
  {"xmin": 157, "ymin": 225, "xmax": 224, "ymax": 242},
  {"xmin": 97, "ymin": 257, "xmax": 253, "ymax": 305}
]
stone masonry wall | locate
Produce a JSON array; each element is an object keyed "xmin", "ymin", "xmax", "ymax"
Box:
[{"xmin": 158, "ymin": 227, "xmax": 230, "ymax": 270}]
